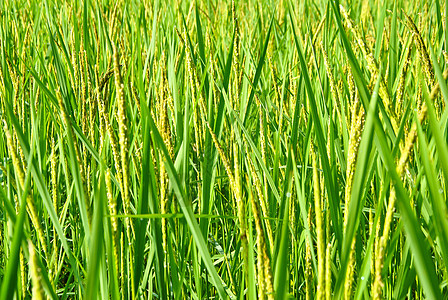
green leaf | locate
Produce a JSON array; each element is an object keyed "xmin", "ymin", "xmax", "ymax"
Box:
[
  {"xmin": 372, "ymin": 107, "xmax": 442, "ymax": 300},
  {"xmin": 0, "ymin": 148, "xmax": 32, "ymax": 300},
  {"xmin": 148, "ymin": 114, "xmax": 233, "ymax": 300},
  {"xmin": 290, "ymin": 7, "xmax": 342, "ymax": 252}
]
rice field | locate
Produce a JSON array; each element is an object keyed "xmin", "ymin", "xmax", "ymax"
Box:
[{"xmin": 1, "ymin": 0, "xmax": 448, "ymax": 299}]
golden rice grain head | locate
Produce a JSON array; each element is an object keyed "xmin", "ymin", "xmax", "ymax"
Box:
[
  {"xmin": 3, "ymin": 122, "xmax": 25, "ymax": 188},
  {"xmin": 51, "ymin": 136, "xmax": 58, "ymax": 206},
  {"xmin": 263, "ymin": 244, "xmax": 274, "ymax": 300},
  {"xmin": 305, "ymin": 235, "xmax": 313, "ymax": 300},
  {"xmin": 311, "ymin": 145, "xmax": 325, "ymax": 300},
  {"xmin": 5, "ymin": 56, "xmax": 20, "ymax": 116},
  {"xmin": 248, "ymin": 150, "xmax": 273, "ymax": 249},
  {"xmin": 20, "ymin": 249, "xmax": 26, "ymax": 297},
  {"xmin": 79, "ymin": 48, "xmax": 88, "ymax": 134},
  {"xmin": 344, "ymin": 107, "xmax": 364, "ymax": 227},
  {"xmin": 404, "ymin": 13, "xmax": 434, "ymax": 88},
  {"xmin": 120, "ymin": 231, "xmax": 125, "ymax": 294},
  {"xmin": 29, "ymin": 241, "xmax": 45, "ymax": 300},
  {"xmin": 246, "ymin": 158, "xmax": 267, "ymax": 299},
  {"xmin": 57, "ymin": 90, "xmax": 92, "ymax": 225},
  {"xmin": 325, "ymin": 242, "xmax": 332, "ymax": 300},
  {"xmin": 98, "ymin": 75, "xmax": 122, "ymax": 187},
  {"xmin": 106, "ymin": 168, "xmax": 120, "ymax": 272},
  {"xmin": 113, "ymin": 43, "xmax": 133, "ymax": 241},
  {"xmin": 344, "ymin": 241, "xmax": 356, "ymax": 300},
  {"xmin": 344, "ymin": 104, "xmax": 364, "ymax": 297},
  {"xmin": 206, "ymin": 120, "xmax": 236, "ymax": 189}
]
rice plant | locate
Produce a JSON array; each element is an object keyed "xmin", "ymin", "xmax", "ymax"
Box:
[{"xmin": 1, "ymin": 0, "xmax": 448, "ymax": 299}]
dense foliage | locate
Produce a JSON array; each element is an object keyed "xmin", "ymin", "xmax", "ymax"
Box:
[{"xmin": 1, "ymin": 0, "xmax": 448, "ymax": 299}]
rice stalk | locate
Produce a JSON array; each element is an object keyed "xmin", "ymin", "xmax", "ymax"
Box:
[
  {"xmin": 325, "ymin": 242, "xmax": 332, "ymax": 300},
  {"xmin": 57, "ymin": 90, "xmax": 92, "ymax": 226},
  {"xmin": 254, "ymin": 94, "xmax": 273, "ymax": 250},
  {"xmin": 340, "ymin": 4, "xmax": 398, "ymax": 132},
  {"xmin": 322, "ymin": 44, "xmax": 343, "ymax": 131},
  {"xmin": 403, "ymin": 12, "xmax": 434, "ymax": 88},
  {"xmin": 311, "ymin": 143, "xmax": 325, "ymax": 300},
  {"xmin": 98, "ymin": 69, "xmax": 123, "ymax": 188},
  {"xmin": 246, "ymin": 149, "xmax": 272, "ymax": 299},
  {"xmin": 50, "ymin": 136, "xmax": 59, "ymax": 282},
  {"xmin": 343, "ymin": 83, "xmax": 365, "ymax": 300},
  {"xmin": 113, "ymin": 42, "xmax": 135, "ymax": 298},
  {"xmin": 306, "ymin": 207, "xmax": 314, "ymax": 300},
  {"xmin": 395, "ymin": 41, "xmax": 413, "ymax": 117},
  {"xmin": 158, "ymin": 52, "xmax": 173, "ymax": 253},
  {"xmin": 106, "ymin": 168, "xmax": 120, "ymax": 292},
  {"xmin": 371, "ymin": 70, "xmax": 445, "ymax": 298},
  {"xmin": 3, "ymin": 122, "xmax": 48, "ymax": 257}
]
